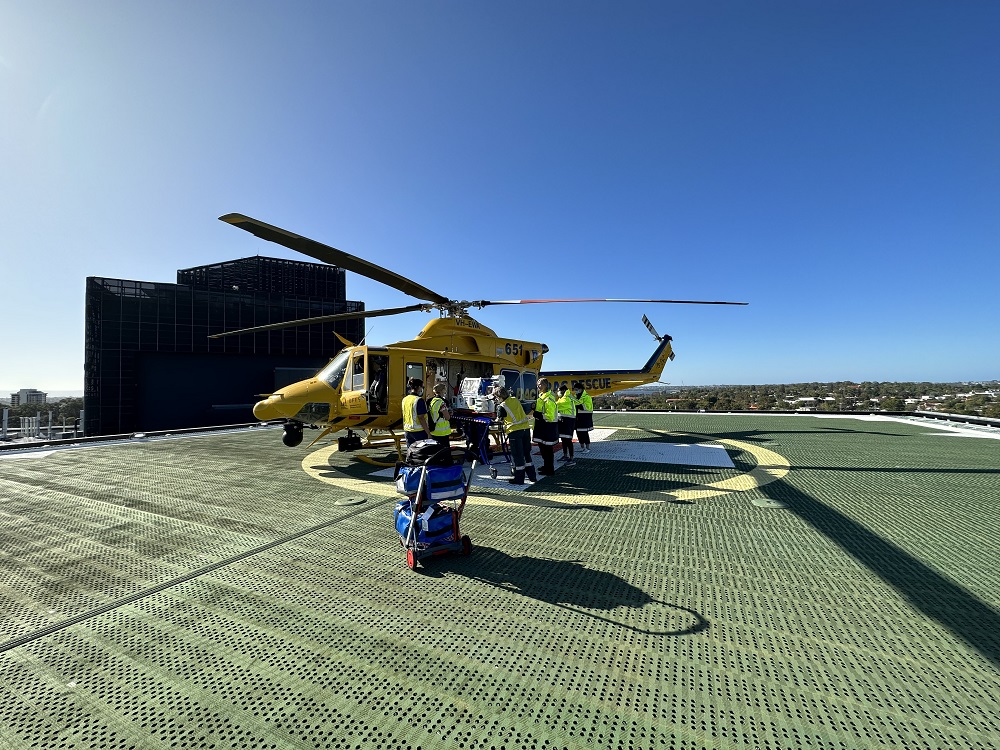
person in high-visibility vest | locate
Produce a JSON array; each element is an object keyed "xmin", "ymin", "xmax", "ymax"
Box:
[
  {"xmin": 495, "ymin": 386, "xmax": 536, "ymax": 484},
  {"xmin": 556, "ymin": 384, "xmax": 577, "ymax": 466},
  {"xmin": 531, "ymin": 377, "xmax": 558, "ymax": 476},
  {"xmin": 402, "ymin": 377, "xmax": 429, "ymax": 446},
  {"xmin": 428, "ymin": 382, "xmax": 452, "ymax": 455},
  {"xmin": 572, "ymin": 381, "xmax": 594, "ymax": 453}
]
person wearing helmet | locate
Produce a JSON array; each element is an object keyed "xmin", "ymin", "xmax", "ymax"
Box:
[
  {"xmin": 402, "ymin": 378, "xmax": 429, "ymax": 446},
  {"xmin": 495, "ymin": 386, "xmax": 537, "ymax": 484}
]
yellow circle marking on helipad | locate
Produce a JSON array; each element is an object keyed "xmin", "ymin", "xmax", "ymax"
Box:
[
  {"xmin": 302, "ymin": 428, "xmax": 790, "ymax": 507},
  {"xmin": 303, "ymin": 443, "xmax": 400, "ymax": 498}
]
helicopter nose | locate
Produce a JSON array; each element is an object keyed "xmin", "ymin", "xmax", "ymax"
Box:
[
  {"xmin": 253, "ymin": 394, "xmax": 298, "ymax": 421},
  {"xmin": 252, "ymin": 379, "xmax": 337, "ymax": 422}
]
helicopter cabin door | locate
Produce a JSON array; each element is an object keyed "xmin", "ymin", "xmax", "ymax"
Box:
[{"xmin": 341, "ymin": 347, "xmax": 385, "ymax": 417}]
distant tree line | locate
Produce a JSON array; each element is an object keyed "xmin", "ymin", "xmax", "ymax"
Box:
[
  {"xmin": 593, "ymin": 382, "xmax": 1000, "ymax": 419},
  {"xmin": 2, "ymin": 398, "xmax": 84, "ymax": 420}
]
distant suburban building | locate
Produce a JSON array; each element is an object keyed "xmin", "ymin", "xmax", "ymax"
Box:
[
  {"xmin": 84, "ymin": 256, "xmax": 364, "ymax": 436},
  {"xmin": 10, "ymin": 389, "xmax": 47, "ymax": 406}
]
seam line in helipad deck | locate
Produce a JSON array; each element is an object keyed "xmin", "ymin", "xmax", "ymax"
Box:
[
  {"xmin": 0, "ymin": 472, "xmax": 297, "ymax": 537},
  {"xmin": 0, "ymin": 500, "xmax": 382, "ymax": 654}
]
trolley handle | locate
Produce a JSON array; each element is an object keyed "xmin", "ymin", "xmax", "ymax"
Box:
[{"xmin": 421, "ymin": 446, "xmax": 479, "ymax": 468}]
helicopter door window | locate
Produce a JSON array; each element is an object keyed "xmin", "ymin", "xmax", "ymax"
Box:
[
  {"xmin": 499, "ymin": 369, "xmax": 520, "ymax": 395},
  {"xmin": 350, "ymin": 354, "xmax": 365, "ymax": 391},
  {"xmin": 425, "ymin": 357, "xmax": 452, "ymax": 399},
  {"xmin": 498, "ymin": 368, "xmax": 535, "ymax": 401},
  {"xmin": 519, "ymin": 371, "xmax": 538, "ymax": 402},
  {"xmin": 405, "ymin": 362, "xmax": 423, "ymax": 384}
]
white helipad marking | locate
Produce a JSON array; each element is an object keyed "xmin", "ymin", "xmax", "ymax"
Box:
[
  {"xmin": 809, "ymin": 413, "xmax": 1000, "ymax": 440},
  {"xmin": 0, "ymin": 450, "xmax": 58, "ymax": 460},
  {"xmin": 575, "ymin": 438, "xmax": 734, "ymax": 468},
  {"xmin": 920, "ymin": 432, "xmax": 1000, "ymax": 439}
]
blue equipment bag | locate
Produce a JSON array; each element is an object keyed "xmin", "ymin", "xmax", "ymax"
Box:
[
  {"xmin": 395, "ymin": 463, "xmax": 466, "ymax": 501},
  {"xmin": 424, "ymin": 463, "xmax": 466, "ymax": 501},
  {"xmin": 394, "ymin": 499, "xmax": 455, "ymax": 546},
  {"xmin": 395, "ymin": 465, "xmax": 422, "ymax": 495}
]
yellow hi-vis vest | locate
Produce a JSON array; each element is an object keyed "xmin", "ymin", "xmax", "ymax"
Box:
[
  {"xmin": 535, "ymin": 390, "xmax": 557, "ymax": 422},
  {"xmin": 429, "ymin": 397, "xmax": 451, "ymax": 437},
  {"xmin": 499, "ymin": 396, "xmax": 531, "ymax": 433},
  {"xmin": 402, "ymin": 394, "xmax": 424, "ymax": 433},
  {"xmin": 557, "ymin": 393, "xmax": 577, "ymax": 418},
  {"xmin": 576, "ymin": 390, "xmax": 594, "ymax": 412}
]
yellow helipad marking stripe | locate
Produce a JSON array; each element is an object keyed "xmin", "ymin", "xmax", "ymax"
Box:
[
  {"xmin": 663, "ymin": 440, "xmax": 788, "ymax": 500},
  {"xmin": 302, "ymin": 428, "xmax": 790, "ymax": 507},
  {"xmin": 303, "ymin": 444, "xmax": 400, "ymax": 498}
]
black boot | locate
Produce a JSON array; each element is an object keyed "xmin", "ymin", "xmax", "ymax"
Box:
[
  {"xmin": 509, "ymin": 468, "xmax": 525, "ymax": 485},
  {"xmin": 540, "ymin": 445, "xmax": 555, "ymax": 474},
  {"xmin": 525, "ymin": 465, "xmax": 537, "ymax": 483}
]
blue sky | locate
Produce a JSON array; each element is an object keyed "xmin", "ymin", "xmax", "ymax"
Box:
[{"xmin": 2, "ymin": 0, "xmax": 998, "ymax": 393}]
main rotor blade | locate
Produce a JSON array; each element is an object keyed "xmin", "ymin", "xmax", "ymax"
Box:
[
  {"xmin": 208, "ymin": 304, "xmax": 429, "ymax": 339},
  {"xmin": 220, "ymin": 213, "xmax": 451, "ymax": 305},
  {"xmin": 473, "ymin": 298, "xmax": 749, "ymax": 306}
]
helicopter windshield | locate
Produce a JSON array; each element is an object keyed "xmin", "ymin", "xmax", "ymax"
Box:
[{"xmin": 317, "ymin": 350, "xmax": 351, "ymax": 389}]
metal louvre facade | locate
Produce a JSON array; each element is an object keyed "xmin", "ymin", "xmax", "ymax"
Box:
[
  {"xmin": 84, "ymin": 256, "xmax": 363, "ymax": 436},
  {"xmin": 176, "ymin": 256, "xmax": 348, "ymax": 298}
]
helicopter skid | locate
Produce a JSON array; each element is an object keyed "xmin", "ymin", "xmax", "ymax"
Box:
[{"xmin": 343, "ymin": 430, "xmax": 405, "ymax": 467}]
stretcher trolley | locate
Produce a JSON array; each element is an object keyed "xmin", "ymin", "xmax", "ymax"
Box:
[
  {"xmin": 452, "ymin": 413, "xmax": 511, "ymax": 480},
  {"xmin": 394, "ymin": 446, "xmax": 478, "ymax": 570},
  {"xmin": 452, "ymin": 376, "xmax": 511, "ymax": 480}
]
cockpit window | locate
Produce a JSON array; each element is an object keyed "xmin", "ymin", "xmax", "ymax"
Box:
[{"xmin": 317, "ymin": 350, "xmax": 351, "ymax": 389}]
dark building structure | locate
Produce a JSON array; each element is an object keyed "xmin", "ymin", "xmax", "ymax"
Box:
[{"xmin": 84, "ymin": 256, "xmax": 364, "ymax": 436}]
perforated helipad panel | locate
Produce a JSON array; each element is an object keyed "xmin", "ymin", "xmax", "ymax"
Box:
[{"xmin": 1, "ymin": 417, "xmax": 999, "ymax": 749}]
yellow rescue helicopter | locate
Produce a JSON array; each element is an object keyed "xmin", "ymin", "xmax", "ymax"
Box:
[{"xmin": 212, "ymin": 214, "xmax": 747, "ymax": 452}]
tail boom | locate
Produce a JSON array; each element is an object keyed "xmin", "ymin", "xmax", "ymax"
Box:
[{"xmin": 540, "ymin": 337, "xmax": 674, "ymax": 397}]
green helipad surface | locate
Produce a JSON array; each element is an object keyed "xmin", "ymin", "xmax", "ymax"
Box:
[{"xmin": 1, "ymin": 413, "xmax": 998, "ymax": 749}]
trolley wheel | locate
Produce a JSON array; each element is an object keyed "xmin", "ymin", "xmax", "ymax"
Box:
[
  {"xmin": 406, "ymin": 549, "xmax": 417, "ymax": 570},
  {"xmin": 461, "ymin": 535, "xmax": 472, "ymax": 556},
  {"xmin": 489, "ymin": 467, "xmax": 498, "ymax": 480}
]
